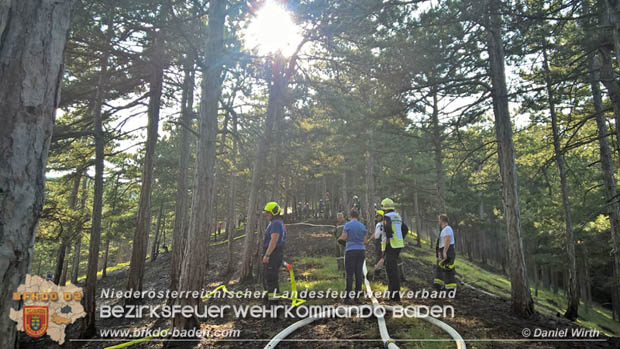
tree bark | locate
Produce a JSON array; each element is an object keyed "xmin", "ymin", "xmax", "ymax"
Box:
[
  {"xmin": 170, "ymin": 60, "xmax": 195, "ymax": 293},
  {"xmin": 485, "ymin": 0, "xmax": 534, "ymax": 318},
  {"xmin": 126, "ymin": 30, "xmax": 165, "ymax": 302},
  {"xmin": 173, "ymin": 0, "xmax": 226, "ymax": 332},
  {"xmin": 541, "ymin": 39, "xmax": 579, "ymax": 320},
  {"xmin": 81, "ymin": 8, "xmax": 112, "ymax": 338},
  {"xmin": 590, "ymin": 50, "xmax": 620, "ymax": 322},
  {"xmin": 208, "ymin": 172, "xmax": 217, "ymax": 259}
]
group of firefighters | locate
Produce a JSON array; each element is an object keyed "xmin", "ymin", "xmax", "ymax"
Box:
[{"xmin": 260, "ymin": 197, "xmax": 457, "ymax": 306}]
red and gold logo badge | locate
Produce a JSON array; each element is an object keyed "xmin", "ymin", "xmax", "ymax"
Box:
[{"xmin": 23, "ymin": 306, "xmax": 48, "ymax": 337}]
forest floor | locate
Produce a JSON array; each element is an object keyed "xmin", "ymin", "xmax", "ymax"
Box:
[{"xmin": 19, "ymin": 221, "xmax": 619, "ymax": 349}]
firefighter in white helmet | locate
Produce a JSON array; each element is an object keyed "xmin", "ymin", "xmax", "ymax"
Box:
[{"xmin": 377, "ymin": 198, "xmax": 407, "ymax": 301}]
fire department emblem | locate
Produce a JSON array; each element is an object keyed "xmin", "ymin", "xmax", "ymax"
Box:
[{"xmin": 23, "ymin": 306, "xmax": 48, "ymax": 337}]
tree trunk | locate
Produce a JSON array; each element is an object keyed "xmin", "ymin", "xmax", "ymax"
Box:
[
  {"xmin": 170, "ymin": 59, "xmax": 195, "ymax": 293},
  {"xmin": 284, "ymin": 175, "xmax": 290, "ymax": 218},
  {"xmin": 59, "ymin": 244, "xmax": 70, "ymax": 286},
  {"xmin": 159, "ymin": 217, "xmax": 165, "ymax": 251},
  {"xmin": 485, "ymin": 0, "xmax": 534, "ymax": 318},
  {"xmin": 72, "ymin": 175, "xmax": 89, "ymax": 284},
  {"xmin": 541, "ymin": 40, "xmax": 579, "ymax": 320},
  {"xmin": 226, "ymin": 112, "xmax": 239, "ymax": 274},
  {"xmin": 594, "ymin": 5, "xmax": 620, "ymax": 320},
  {"xmin": 365, "ymin": 127, "xmax": 375, "ymax": 229},
  {"xmin": 126, "ymin": 31, "xmax": 165, "ymax": 302},
  {"xmin": 430, "ymin": 83, "xmax": 446, "ymax": 212},
  {"xmin": 239, "ymin": 52, "xmax": 295, "ymax": 281},
  {"xmin": 413, "ymin": 176, "xmax": 422, "ymax": 248},
  {"xmin": 581, "ymin": 244, "xmax": 592, "ymax": 312},
  {"xmin": 533, "ymin": 258, "xmax": 539, "ymax": 297},
  {"xmin": 467, "ymin": 230, "xmax": 473, "ymax": 261},
  {"xmin": 542, "ymin": 265, "xmax": 550, "ymax": 290},
  {"xmin": 479, "ymin": 191, "xmax": 487, "ymax": 265},
  {"xmin": 212, "ymin": 113, "xmax": 230, "ymax": 244},
  {"xmin": 342, "ymin": 171, "xmax": 349, "ymax": 214},
  {"xmin": 81, "ymin": 9, "xmax": 112, "ymax": 338},
  {"xmin": 54, "ymin": 172, "xmax": 81, "ymax": 284},
  {"xmin": 173, "ymin": 0, "xmax": 226, "ymax": 332},
  {"xmin": 590, "ymin": 50, "xmax": 620, "ymax": 322},
  {"xmin": 101, "ymin": 238, "xmax": 110, "ymax": 278},
  {"xmin": 598, "ymin": 50, "xmax": 620, "ymax": 159},
  {"xmin": 271, "ymin": 116, "xmax": 283, "ymax": 202},
  {"xmin": 151, "ymin": 202, "xmax": 164, "ymax": 261}
]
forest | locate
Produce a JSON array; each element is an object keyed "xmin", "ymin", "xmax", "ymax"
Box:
[{"xmin": 1, "ymin": 0, "xmax": 620, "ymax": 348}]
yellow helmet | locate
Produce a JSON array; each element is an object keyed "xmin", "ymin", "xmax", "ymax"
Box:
[
  {"xmin": 376, "ymin": 210, "xmax": 384, "ymax": 217},
  {"xmin": 264, "ymin": 202, "xmax": 281, "ymax": 216},
  {"xmin": 381, "ymin": 198, "xmax": 395, "ymax": 210}
]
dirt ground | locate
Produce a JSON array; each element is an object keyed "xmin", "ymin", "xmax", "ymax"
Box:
[{"xmin": 17, "ymin": 221, "xmax": 619, "ymax": 349}]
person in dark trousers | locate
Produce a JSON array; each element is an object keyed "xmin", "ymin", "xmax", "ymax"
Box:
[
  {"xmin": 338, "ymin": 208, "xmax": 368, "ymax": 305},
  {"xmin": 372, "ymin": 210, "xmax": 385, "ymax": 280},
  {"xmin": 374, "ymin": 210, "xmax": 384, "ymax": 263},
  {"xmin": 263, "ymin": 202, "xmax": 286, "ymax": 304},
  {"xmin": 433, "ymin": 214, "xmax": 457, "ymax": 291},
  {"xmin": 378, "ymin": 198, "xmax": 406, "ymax": 301}
]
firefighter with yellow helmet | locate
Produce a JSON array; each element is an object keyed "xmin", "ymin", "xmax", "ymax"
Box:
[
  {"xmin": 377, "ymin": 198, "xmax": 407, "ymax": 301},
  {"xmin": 263, "ymin": 202, "xmax": 286, "ymax": 304}
]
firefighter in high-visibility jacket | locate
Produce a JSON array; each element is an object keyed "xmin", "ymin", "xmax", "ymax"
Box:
[
  {"xmin": 377, "ymin": 198, "xmax": 406, "ymax": 301},
  {"xmin": 434, "ymin": 214, "xmax": 457, "ymax": 291}
]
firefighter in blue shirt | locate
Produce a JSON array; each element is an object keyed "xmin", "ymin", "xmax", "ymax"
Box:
[
  {"xmin": 338, "ymin": 208, "xmax": 368, "ymax": 304},
  {"xmin": 263, "ymin": 202, "xmax": 286, "ymax": 303}
]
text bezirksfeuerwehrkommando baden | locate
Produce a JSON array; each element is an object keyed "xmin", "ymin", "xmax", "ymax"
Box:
[{"xmin": 100, "ymin": 304, "xmax": 455, "ymax": 320}]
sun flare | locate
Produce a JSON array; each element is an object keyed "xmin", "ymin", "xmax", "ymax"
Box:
[{"xmin": 244, "ymin": 0, "xmax": 303, "ymax": 57}]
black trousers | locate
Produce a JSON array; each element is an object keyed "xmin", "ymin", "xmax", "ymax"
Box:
[
  {"xmin": 385, "ymin": 245, "xmax": 402, "ymax": 300},
  {"xmin": 374, "ymin": 238, "xmax": 383, "ymax": 263},
  {"xmin": 345, "ymin": 249, "xmax": 365, "ymax": 298},
  {"xmin": 263, "ymin": 245, "xmax": 284, "ymax": 297},
  {"xmin": 434, "ymin": 245, "xmax": 456, "ymax": 290}
]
